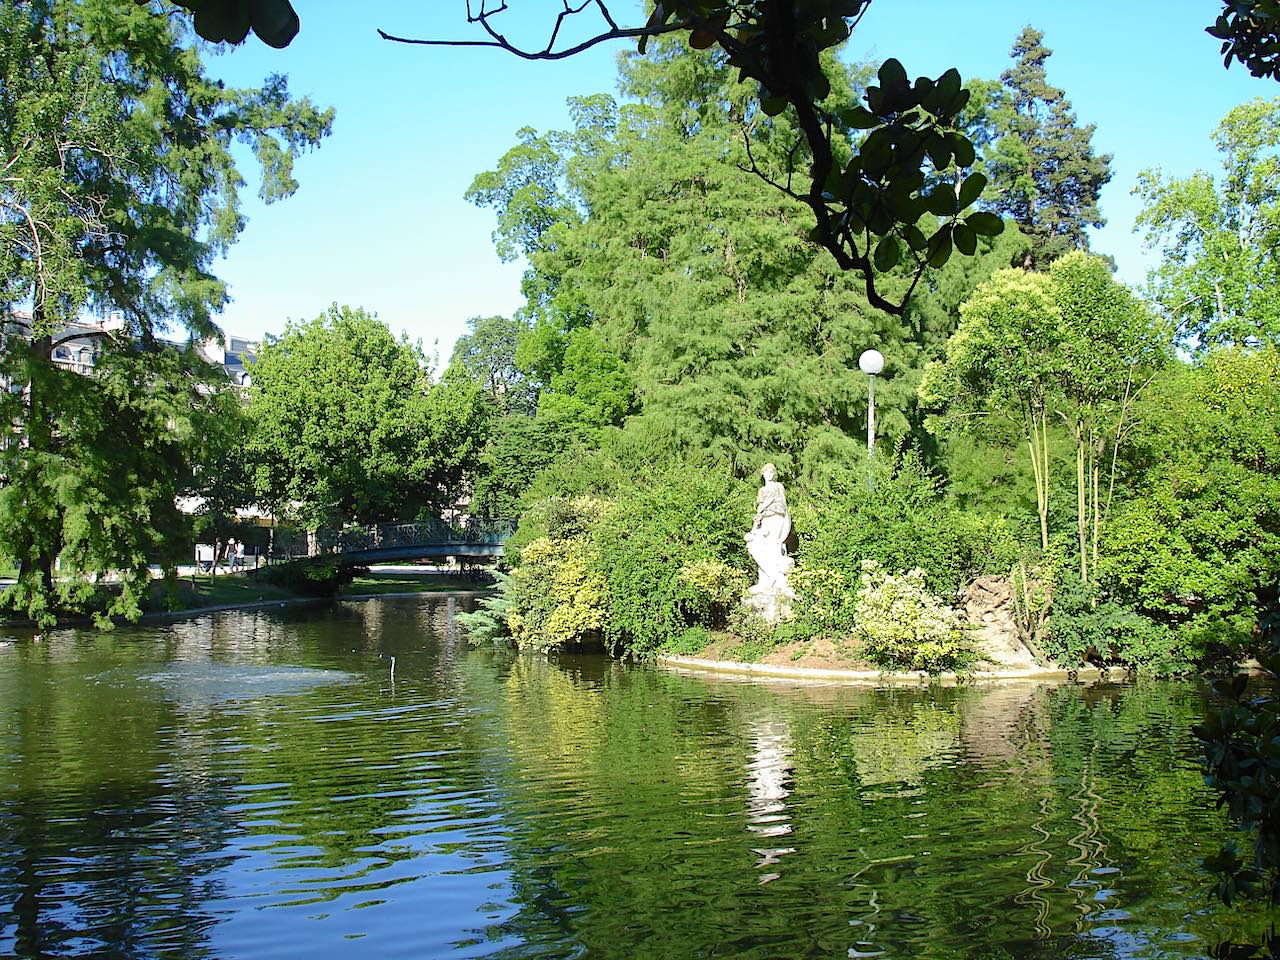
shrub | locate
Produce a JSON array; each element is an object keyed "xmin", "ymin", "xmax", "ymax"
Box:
[
  {"xmin": 801, "ymin": 450, "xmax": 1018, "ymax": 598},
  {"xmin": 663, "ymin": 625, "xmax": 712, "ymax": 656},
  {"xmin": 505, "ymin": 495, "xmax": 609, "ymax": 556},
  {"xmin": 677, "ymin": 558, "xmax": 749, "ymax": 627},
  {"xmin": 506, "ymin": 536, "xmax": 608, "ymax": 652},
  {"xmin": 727, "ymin": 604, "xmax": 773, "ymax": 646},
  {"xmin": 1047, "ymin": 568, "xmax": 1204, "ymax": 676},
  {"xmin": 590, "ymin": 466, "xmax": 751, "ymax": 654},
  {"xmin": 257, "ymin": 556, "xmax": 364, "ymax": 597},
  {"xmin": 1099, "ymin": 347, "xmax": 1280, "ymax": 670},
  {"xmin": 455, "ymin": 571, "xmax": 515, "ymax": 646},
  {"xmin": 853, "ymin": 560, "xmax": 978, "ymax": 675},
  {"xmin": 786, "ymin": 564, "xmax": 857, "ymax": 641}
]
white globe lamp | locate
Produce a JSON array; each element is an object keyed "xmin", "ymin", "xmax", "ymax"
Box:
[
  {"xmin": 858, "ymin": 349, "xmax": 885, "ymax": 376},
  {"xmin": 858, "ymin": 349, "xmax": 884, "ymax": 487}
]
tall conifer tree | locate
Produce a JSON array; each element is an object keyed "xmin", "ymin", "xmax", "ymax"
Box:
[{"xmin": 987, "ymin": 27, "xmax": 1112, "ymax": 269}]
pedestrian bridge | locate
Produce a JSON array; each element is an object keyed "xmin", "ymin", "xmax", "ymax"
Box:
[{"xmin": 269, "ymin": 518, "xmax": 516, "ymax": 564}]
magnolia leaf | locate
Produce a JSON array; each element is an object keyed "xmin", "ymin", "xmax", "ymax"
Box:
[
  {"xmin": 927, "ymin": 225, "xmax": 953, "ymax": 267},
  {"xmin": 966, "ymin": 211, "xmax": 1004, "ymax": 236},
  {"xmin": 958, "ymin": 172, "xmax": 987, "ymax": 209},
  {"xmin": 874, "ymin": 234, "xmax": 901, "ymax": 272}
]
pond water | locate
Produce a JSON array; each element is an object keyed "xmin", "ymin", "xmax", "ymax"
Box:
[{"xmin": 0, "ymin": 596, "xmax": 1270, "ymax": 959}]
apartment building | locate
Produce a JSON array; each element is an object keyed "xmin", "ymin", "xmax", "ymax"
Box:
[{"xmin": 3, "ymin": 310, "xmax": 258, "ymax": 387}]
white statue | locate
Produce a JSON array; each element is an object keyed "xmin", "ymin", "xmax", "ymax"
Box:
[{"xmin": 745, "ymin": 463, "xmax": 795, "ymax": 622}]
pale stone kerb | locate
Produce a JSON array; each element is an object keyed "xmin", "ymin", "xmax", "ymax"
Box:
[{"xmin": 657, "ymin": 654, "xmax": 1105, "ymax": 687}]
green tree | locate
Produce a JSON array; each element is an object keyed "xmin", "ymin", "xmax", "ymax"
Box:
[
  {"xmin": 182, "ymin": 387, "xmax": 257, "ymax": 554},
  {"xmin": 449, "ymin": 313, "xmax": 536, "ymax": 414},
  {"xmin": 1049, "ymin": 252, "xmax": 1168, "ymax": 584},
  {"xmin": 920, "ymin": 268, "xmax": 1061, "ymax": 550},
  {"xmin": 470, "ymin": 44, "xmax": 1016, "ymax": 479},
  {"xmin": 1101, "ymin": 346, "xmax": 1280, "ymax": 645},
  {"xmin": 0, "ymin": 0, "xmax": 331, "ymax": 625},
  {"xmin": 0, "ymin": 340, "xmax": 234, "ymax": 626},
  {"xmin": 1135, "ymin": 97, "xmax": 1280, "ymax": 353},
  {"xmin": 244, "ymin": 305, "xmax": 489, "ymax": 526},
  {"xmin": 469, "ymin": 416, "xmax": 568, "ymax": 518},
  {"xmin": 536, "ymin": 328, "xmax": 633, "ymax": 435},
  {"xmin": 985, "ymin": 27, "xmax": 1113, "ymax": 269},
  {"xmin": 922, "ymin": 256, "xmax": 1164, "ymax": 583}
]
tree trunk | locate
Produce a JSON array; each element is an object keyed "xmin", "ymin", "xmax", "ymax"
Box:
[
  {"xmin": 26, "ymin": 332, "xmax": 59, "ymax": 598},
  {"xmin": 1032, "ymin": 413, "xmax": 1051, "ymax": 551},
  {"xmin": 1076, "ymin": 424, "xmax": 1088, "ymax": 584},
  {"xmin": 1092, "ymin": 434, "xmax": 1103, "ymax": 576}
]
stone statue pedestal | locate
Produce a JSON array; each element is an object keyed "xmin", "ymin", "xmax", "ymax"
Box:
[{"xmin": 745, "ymin": 579, "xmax": 795, "ymax": 624}]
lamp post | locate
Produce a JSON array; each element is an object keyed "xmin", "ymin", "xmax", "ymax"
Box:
[{"xmin": 858, "ymin": 349, "xmax": 884, "ymax": 489}]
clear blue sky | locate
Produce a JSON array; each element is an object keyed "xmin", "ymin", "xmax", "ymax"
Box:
[{"xmin": 207, "ymin": 1, "xmax": 1273, "ymax": 358}]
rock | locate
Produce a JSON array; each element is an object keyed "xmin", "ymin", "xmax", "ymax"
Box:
[{"xmin": 959, "ymin": 575, "xmax": 1044, "ymax": 670}]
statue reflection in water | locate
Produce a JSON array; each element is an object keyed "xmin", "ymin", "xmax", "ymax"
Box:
[{"xmin": 746, "ymin": 716, "xmax": 795, "ymax": 884}]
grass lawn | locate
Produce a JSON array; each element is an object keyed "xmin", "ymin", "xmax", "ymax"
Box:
[
  {"xmin": 146, "ymin": 567, "xmax": 490, "ymax": 613},
  {"xmin": 344, "ymin": 569, "xmax": 490, "ymax": 596},
  {"xmin": 2, "ymin": 566, "xmax": 494, "ymax": 625},
  {"xmin": 150, "ymin": 574, "xmax": 298, "ymax": 611}
]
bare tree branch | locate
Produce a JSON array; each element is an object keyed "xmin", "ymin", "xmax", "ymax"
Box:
[{"xmin": 376, "ymin": 23, "xmax": 686, "ymax": 61}]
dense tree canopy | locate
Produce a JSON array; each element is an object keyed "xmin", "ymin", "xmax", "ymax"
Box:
[
  {"xmin": 450, "ymin": 313, "xmax": 536, "ymax": 414},
  {"xmin": 467, "ymin": 42, "xmax": 1018, "ymax": 484},
  {"xmin": 0, "ymin": 0, "xmax": 331, "ymax": 625},
  {"xmin": 1, "ymin": 0, "xmax": 332, "ymax": 342},
  {"xmin": 1104, "ymin": 346, "xmax": 1280, "ymax": 649},
  {"xmin": 1136, "ymin": 97, "xmax": 1280, "ymax": 353},
  {"xmin": 245, "ymin": 305, "xmax": 489, "ymax": 527},
  {"xmin": 921, "ymin": 254, "xmax": 1166, "ymax": 575}
]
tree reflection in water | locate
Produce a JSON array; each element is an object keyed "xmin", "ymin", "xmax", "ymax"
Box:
[{"xmin": 0, "ymin": 600, "xmax": 1272, "ymax": 959}]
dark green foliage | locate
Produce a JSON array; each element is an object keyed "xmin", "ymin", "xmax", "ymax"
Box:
[
  {"xmin": 1046, "ymin": 570, "xmax": 1191, "ymax": 675},
  {"xmin": 1209, "ymin": 1, "xmax": 1280, "ymax": 81},
  {"xmin": 245, "ymin": 305, "xmax": 490, "ymax": 526},
  {"xmin": 591, "ymin": 466, "xmax": 751, "ymax": 654},
  {"xmin": 1194, "ymin": 619, "xmax": 1280, "ymax": 957},
  {"xmin": 449, "ymin": 314, "xmax": 536, "ymax": 415},
  {"xmin": 469, "ymin": 415, "xmax": 567, "ymax": 518},
  {"xmin": 0, "ymin": 340, "xmax": 234, "ymax": 627},
  {"xmin": 455, "ymin": 571, "xmax": 515, "ymax": 646},
  {"xmin": 1101, "ymin": 348, "xmax": 1280, "ymax": 649},
  {"xmin": 256, "ymin": 556, "xmax": 364, "ymax": 598},
  {"xmin": 799, "ymin": 451, "xmax": 1017, "ymax": 599},
  {"xmin": 166, "ymin": 0, "xmax": 299, "ymax": 48},
  {"xmin": 983, "ymin": 27, "xmax": 1113, "ymax": 268}
]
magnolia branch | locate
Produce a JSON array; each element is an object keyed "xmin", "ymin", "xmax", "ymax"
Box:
[{"xmin": 377, "ymin": 21, "xmax": 686, "ymax": 60}]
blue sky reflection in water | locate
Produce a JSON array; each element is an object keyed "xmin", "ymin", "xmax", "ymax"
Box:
[{"xmin": 0, "ymin": 596, "xmax": 1271, "ymax": 958}]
